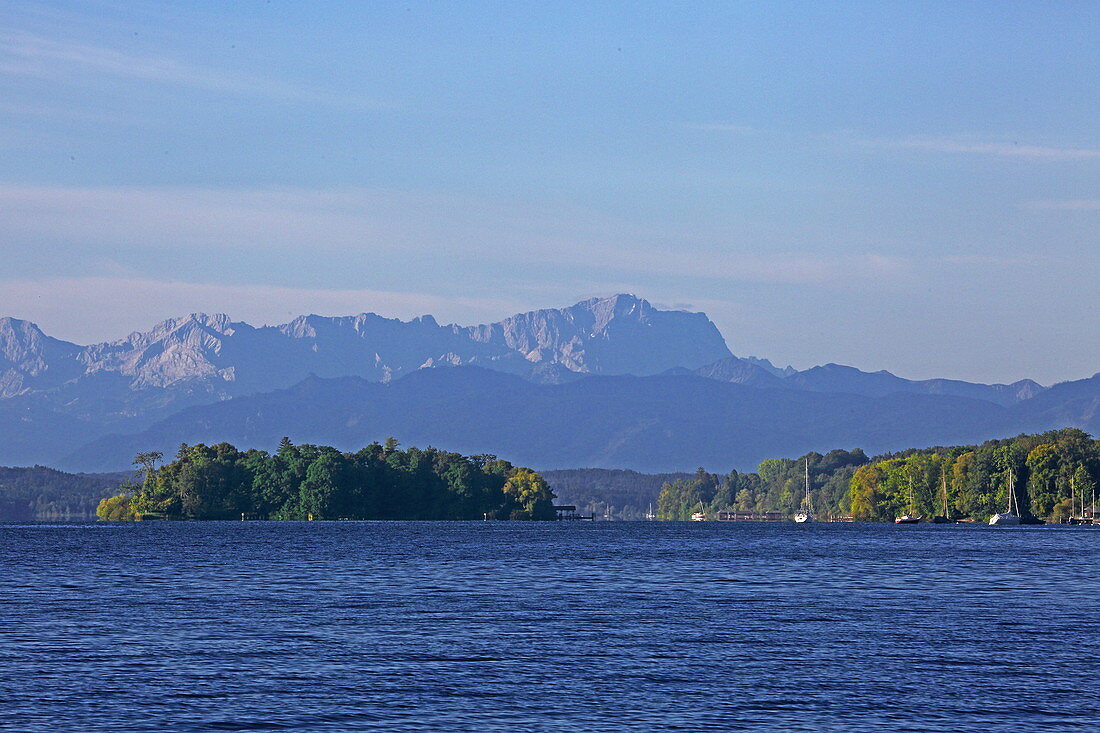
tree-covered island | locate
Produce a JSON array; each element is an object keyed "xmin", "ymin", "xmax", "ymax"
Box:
[{"xmin": 97, "ymin": 438, "xmax": 556, "ymax": 521}]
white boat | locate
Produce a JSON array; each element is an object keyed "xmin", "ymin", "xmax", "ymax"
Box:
[
  {"xmin": 691, "ymin": 501, "xmax": 706, "ymax": 521},
  {"xmin": 794, "ymin": 458, "xmax": 814, "ymax": 523},
  {"xmin": 989, "ymin": 471, "xmax": 1022, "ymax": 525}
]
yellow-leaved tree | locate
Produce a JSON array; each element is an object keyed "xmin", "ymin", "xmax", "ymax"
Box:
[
  {"xmin": 96, "ymin": 493, "xmax": 135, "ymax": 521},
  {"xmin": 502, "ymin": 468, "xmax": 556, "ymax": 520}
]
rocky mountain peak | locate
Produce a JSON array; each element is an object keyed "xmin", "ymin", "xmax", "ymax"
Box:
[
  {"xmin": 0, "ymin": 317, "xmax": 49, "ymax": 360},
  {"xmin": 0, "ymin": 317, "xmax": 84, "ymax": 397},
  {"xmin": 569, "ymin": 293, "xmax": 652, "ymax": 332},
  {"xmin": 1009, "ymin": 379, "xmax": 1046, "ymax": 401},
  {"xmin": 158, "ymin": 312, "xmax": 236, "ymax": 338},
  {"xmin": 475, "ymin": 294, "xmax": 730, "ymax": 374},
  {"xmin": 76, "ymin": 313, "xmax": 246, "ymax": 389}
]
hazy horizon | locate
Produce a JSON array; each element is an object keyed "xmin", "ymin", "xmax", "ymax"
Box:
[{"xmin": 1, "ymin": 2, "xmax": 1096, "ymax": 384}]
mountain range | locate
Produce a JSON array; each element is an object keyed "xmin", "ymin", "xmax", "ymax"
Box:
[{"xmin": 0, "ymin": 294, "xmax": 1095, "ymax": 472}]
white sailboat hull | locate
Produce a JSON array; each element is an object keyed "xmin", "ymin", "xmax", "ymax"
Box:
[
  {"xmin": 793, "ymin": 512, "xmax": 812, "ymax": 523},
  {"xmin": 989, "ymin": 512, "xmax": 1021, "ymax": 526}
]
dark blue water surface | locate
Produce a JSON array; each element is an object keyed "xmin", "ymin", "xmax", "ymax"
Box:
[{"xmin": 2, "ymin": 521, "xmax": 1099, "ymax": 732}]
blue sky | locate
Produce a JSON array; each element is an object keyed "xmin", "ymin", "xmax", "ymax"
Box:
[{"xmin": 0, "ymin": 1, "xmax": 1096, "ymax": 384}]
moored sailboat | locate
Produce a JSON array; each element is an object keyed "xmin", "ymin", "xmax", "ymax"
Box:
[
  {"xmin": 932, "ymin": 475, "xmax": 953, "ymax": 523},
  {"xmin": 989, "ymin": 471, "xmax": 1022, "ymax": 525},
  {"xmin": 895, "ymin": 475, "xmax": 922, "ymax": 524},
  {"xmin": 794, "ymin": 458, "xmax": 814, "ymax": 523},
  {"xmin": 1068, "ymin": 474, "xmax": 1085, "ymax": 524},
  {"xmin": 1066, "ymin": 474, "xmax": 1096, "ymax": 525}
]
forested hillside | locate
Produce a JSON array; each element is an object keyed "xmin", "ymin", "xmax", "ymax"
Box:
[
  {"xmin": 542, "ymin": 468, "xmax": 692, "ymax": 519},
  {"xmin": 849, "ymin": 428, "xmax": 1097, "ymax": 522},
  {"xmin": 59, "ymin": 368, "xmax": 1054, "ymax": 474},
  {"xmin": 656, "ymin": 429, "xmax": 1098, "ymax": 522},
  {"xmin": 0, "ymin": 466, "xmax": 129, "ymax": 520}
]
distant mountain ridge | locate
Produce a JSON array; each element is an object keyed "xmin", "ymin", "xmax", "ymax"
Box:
[
  {"xmin": 0, "ymin": 294, "xmax": 730, "ymax": 395},
  {"xmin": 0, "ymin": 293, "xmax": 1094, "ymax": 471},
  {"xmin": 690, "ymin": 359, "xmax": 1043, "ymax": 407},
  {"xmin": 56, "ymin": 367, "xmax": 1099, "ymax": 474}
]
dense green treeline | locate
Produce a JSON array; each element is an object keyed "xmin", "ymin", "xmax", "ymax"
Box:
[
  {"xmin": 850, "ymin": 428, "xmax": 1097, "ymax": 522},
  {"xmin": 97, "ymin": 438, "xmax": 556, "ymax": 521},
  {"xmin": 657, "ymin": 429, "xmax": 1099, "ymax": 522},
  {"xmin": 95, "ymin": 429, "xmax": 1099, "ymax": 523},
  {"xmin": 658, "ymin": 449, "xmax": 869, "ymax": 520}
]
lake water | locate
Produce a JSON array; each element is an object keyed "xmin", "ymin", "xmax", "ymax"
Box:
[{"xmin": 2, "ymin": 521, "xmax": 1099, "ymax": 731}]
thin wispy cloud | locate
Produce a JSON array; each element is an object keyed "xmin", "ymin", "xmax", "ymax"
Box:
[
  {"xmin": 872, "ymin": 135, "xmax": 1100, "ymax": 161},
  {"xmin": 688, "ymin": 122, "xmax": 758, "ymax": 134},
  {"xmin": 578, "ymin": 248, "xmax": 909, "ymax": 286},
  {"xmin": 939, "ymin": 254, "xmax": 1030, "ymax": 266},
  {"xmin": 707, "ymin": 127, "xmax": 1100, "ymax": 161},
  {"xmin": 0, "ymin": 31, "xmax": 395, "ymax": 109},
  {"xmin": 0, "ymin": 99, "xmax": 150, "ymax": 125},
  {"xmin": 0, "ymin": 184, "xmax": 914, "ymax": 290},
  {"xmin": 1024, "ymin": 199, "xmax": 1100, "ymax": 211}
]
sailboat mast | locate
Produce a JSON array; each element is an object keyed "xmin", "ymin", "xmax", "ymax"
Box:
[
  {"xmin": 1072, "ymin": 475, "xmax": 1077, "ymax": 519},
  {"xmin": 804, "ymin": 458, "xmax": 810, "ymax": 512},
  {"xmin": 942, "ymin": 474, "xmax": 948, "ymax": 516},
  {"xmin": 1073, "ymin": 475, "xmax": 1078, "ymax": 519}
]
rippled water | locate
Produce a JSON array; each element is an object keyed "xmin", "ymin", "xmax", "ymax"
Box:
[{"xmin": 2, "ymin": 521, "xmax": 1099, "ymax": 731}]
